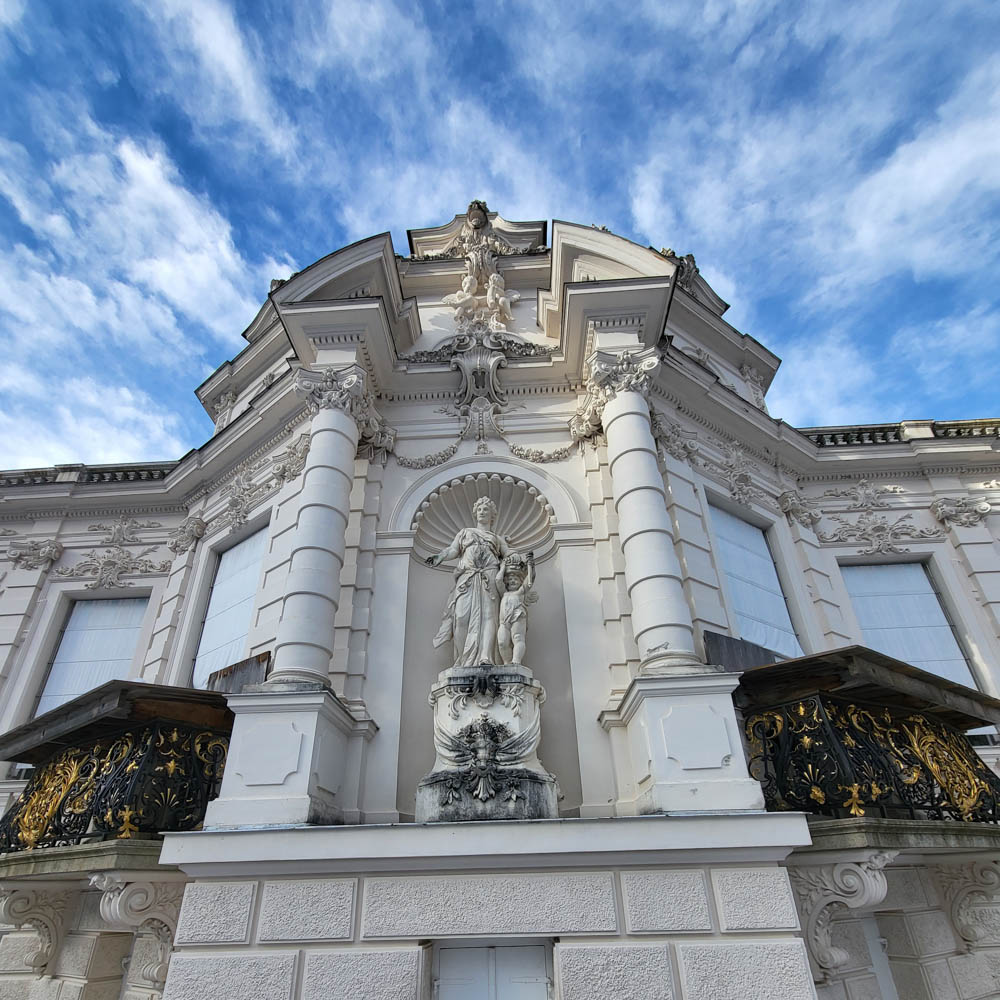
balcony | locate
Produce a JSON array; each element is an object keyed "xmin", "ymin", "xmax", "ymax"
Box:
[
  {"xmin": 734, "ymin": 646, "xmax": 1000, "ymax": 825},
  {"xmin": 0, "ymin": 681, "xmax": 231, "ymax": 855}
]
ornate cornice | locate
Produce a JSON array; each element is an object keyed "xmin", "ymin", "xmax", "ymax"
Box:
[{"xmin": 788, "ymin": 853, "xmax": 897, "ymax": 982}]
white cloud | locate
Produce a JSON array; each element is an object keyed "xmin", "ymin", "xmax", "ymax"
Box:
[
  {"xmin": 0, "ymin": 370, "xmax": 188, "ymax": 467},
  {"xmin": 765, "ymin": 331, "xmax": 890, "ymax": 427},
  {"xmin": 129, "ymin": 0, "xmax": 296, "ymax": 158}
]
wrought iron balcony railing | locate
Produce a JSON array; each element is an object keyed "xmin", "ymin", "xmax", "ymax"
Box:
[
  {"xmin": 735, "ymin": 647, "xmax": 1000, "ymax": 824},
  {"xmin": 0, "ymin": 682, "xmax": 231, "ymax": 853}
]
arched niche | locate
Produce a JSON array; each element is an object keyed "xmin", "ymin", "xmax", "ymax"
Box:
[
  {"xmin": 411, "ymin": 472, "xmax": 556, "ymax": 560},
  {"xmin": 389, "ymin": 454, "xmax": 585, "ymax": 540}
]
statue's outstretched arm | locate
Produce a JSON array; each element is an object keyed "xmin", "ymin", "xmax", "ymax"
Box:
[{"xmin": 426, "ymin": 532, "xmax": 463, "ymax": 567}]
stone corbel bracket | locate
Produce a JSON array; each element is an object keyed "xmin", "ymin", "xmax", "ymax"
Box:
[
  {"xmin": 90, "ymin": 874, "xmax": 186, "ymax": 989},
  {"xmin": 0, "ymin": 885, "xmax": 78, "ymax": 977},
  {"xmin": 788, "ymin": 851, "xmax": 898, "ymax": 982},
  {"xmin": 933, "ymin": 859, "xmax": 1000, "ymax": 951}
]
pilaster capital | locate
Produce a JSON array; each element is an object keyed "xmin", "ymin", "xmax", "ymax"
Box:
[
  {"xmin": 0, "ymin": 885, "xmax": 77, "ymax": 976},
  {"xmin": 787, "ymin": 851, "xmax": 897, "ymax": 981},
  {"xmin": 590, "ymin": 347, "xmax": 661, "ymax": 397},
  {"xmin": 932, "ymin": 859, "xmax": 1000, "ymax": 949},
  {"xmin": 294, "ymin": 364, "xmax": 396, "ymax": 458},
  {"xmin": 570, "ymin": 348, "xmax": 661, "ymax": 445},
  {"xmin": 931, "ymin": 496, "xmax": 993, "ymax": 527},
  {"xmin": 90, "ymin": 874, "xmax": 185, "ymax": 988}
]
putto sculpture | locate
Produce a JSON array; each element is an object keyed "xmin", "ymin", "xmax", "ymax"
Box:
[
  {"xmin": 439, "ymin": 201, "xmax": 522, "ymax": 332},
  {"xmin": 418, "ymin": 495, "xmax": 557, "ymax": 822}
]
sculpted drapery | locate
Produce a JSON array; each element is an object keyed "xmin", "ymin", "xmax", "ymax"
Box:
[{"xmin": 427, "ymin": 497, "xmax": 510, "ymax": 668}]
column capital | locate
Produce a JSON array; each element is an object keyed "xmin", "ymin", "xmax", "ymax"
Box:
[
  {"xmin": 570, "ymin": 348, "xmax": 661, "ymax": 444},
  {"xmin": 294, "ymin": 364, "xmax": 396, "ymax": 457}
]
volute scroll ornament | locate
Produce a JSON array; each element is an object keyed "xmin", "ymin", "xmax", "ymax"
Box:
[
  {"xmin": 0, "ymin": 886, "xmax": 77, "ymax": 976},
  {"xmin": 788, "ymin": 852, "xmax": 898, "ymax": 982},
  {"xmin": 7, "ymin": 538, "xmax": 63, "ymax": 571},
  {"xmin": 90, "ymin": 875, "xmax": 184, "ymax": 988},
  {"xmin": 931, "ymin": 496, "xmax": 993, "ymax": 527}
]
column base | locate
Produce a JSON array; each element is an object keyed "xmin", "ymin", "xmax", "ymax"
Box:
[
  {"xmin": 600, "ymin": 670, "xmax": 766, "ymax": 814},
  {"xmin": 204, "ymin": 687, "xmax": 376, "ymax": 828}
]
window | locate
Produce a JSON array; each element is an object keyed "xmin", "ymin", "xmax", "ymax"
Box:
[
  {"xmin": 435, "ymin": 945, "xmax": 551, "ymax": 999},
  {"xmin": 191, "ymin": 527, "xmax": 268, "ymax": 688},
  {"xmin": 35, "ymin": 598, "xmax": 148, "ymax": 717},
  {"xmin": 709, "ymin": 503, "xmax": 802, "ymax": 658},
  {"xmin": 841, "ymin": 563, "xmax": 976, "ymax": 687}
]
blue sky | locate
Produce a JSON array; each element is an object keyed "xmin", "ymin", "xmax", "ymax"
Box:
[{"xmin": 1, "ymin": 1, "xmax": 998, "ymax": 468}]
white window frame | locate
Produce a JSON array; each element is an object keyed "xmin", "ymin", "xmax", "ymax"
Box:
[
  {"xmin": 430, "ymin": 939, "xmax": 554, "ymax": 999},
  {"xmin": 839, "ymin": 555, "xmax": 978, "ymax": 686},
  {"xmin": 0, "ymin": 579, "xmax": 158, "ymax": 738},
  {"xmin": 703, "ymin": 492, "xmax": 807, "ymax": 659},
  {"xmin": 167, "ymin": 515, "xmax": 270, "ymax": 689}
]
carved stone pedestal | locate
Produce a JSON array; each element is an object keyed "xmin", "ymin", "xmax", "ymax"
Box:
[{"xmin": 415, "ymin": 664, "xmax": 559, "ymax": 823}]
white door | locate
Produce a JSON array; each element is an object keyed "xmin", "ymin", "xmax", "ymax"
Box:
[{"xmin": 436, "ymin": 946, "xmax": 549, "ymax": 999}]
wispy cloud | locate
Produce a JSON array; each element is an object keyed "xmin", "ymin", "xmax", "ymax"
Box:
[{"xmin": 0, "ymin": 0, "xmax": 998, "ymax": 465}]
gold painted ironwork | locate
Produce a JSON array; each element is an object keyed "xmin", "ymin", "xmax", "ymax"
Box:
[
  {"xmin": 745, "ymin": 693, "xmax": 1000, "ymax": 823},
  {"xmin": 0, "ymin": 722, "xmax": 228, "ymax": 852}
]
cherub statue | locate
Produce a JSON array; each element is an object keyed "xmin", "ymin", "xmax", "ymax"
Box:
[
  {"xmin": 443, "ymin": 274, "xmax": 478, "ymax": 322},
  {"xmin": 486, "ymin": 271, "xmax": 519, "ymax": 330},
  {"xmin": 496, "ymin": 551, "xmax": 537, "ymax": 665}
]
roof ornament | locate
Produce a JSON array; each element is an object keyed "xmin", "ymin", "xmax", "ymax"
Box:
[{"xmin": 440, "ymin": 201, "xmax": 522, "ymax": 333}]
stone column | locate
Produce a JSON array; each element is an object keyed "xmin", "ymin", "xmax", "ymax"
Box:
[
  {"xmin": 579, "ymin": 349, "xmax": 765, "ymax": 813},
  {"xmin": 595, "ymin": 350, "xmax": 699, "ymax": 673},
  {"xmin": 268, "ymin": 365, "xmax": 365, "ymax": 686},
  {"xmin": 204, "ymin": 365, "xmax": 386, "ymax": 828}
]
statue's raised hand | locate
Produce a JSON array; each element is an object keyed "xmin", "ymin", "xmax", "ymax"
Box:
[{"xmin": 426, "ymin": 553, "xmax": 443, "ymax": 567}]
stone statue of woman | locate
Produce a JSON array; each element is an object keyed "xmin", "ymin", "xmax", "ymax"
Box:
[{"xmin": 426, "ymin": 496, "xmax": 509, "ymax": 668}]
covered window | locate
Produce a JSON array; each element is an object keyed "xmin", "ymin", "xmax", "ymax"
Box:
[
  {"xmin": 435, "ymin": 945, "xmax": 551, "ymax": 999},
  {"xmin": 191, "ymin": 527, "xmax": 267, "ymax": 688},
  {"xmin": 35, "ymin": 598, "xmax": 148, "ymax": 717},
  {"xmin": 709, "ymin": 503, "xmax": 802, "ymax": 658},
  {"xmin": 841, "ymin": 562, "xmax": 976, "ymax": 687}
]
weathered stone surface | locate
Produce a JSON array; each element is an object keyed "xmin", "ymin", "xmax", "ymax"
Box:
[
  {"xmin": 887, "ymin": 960, "xmax": 932, "ymax": 1000},
  {"xmin": 843, "ymin": 974, "xmax": 882, "ymax": 1000},
  {"xmin": 556, "ymin": 943, "xmax": 673, "ymax": 999},
  {"xmin": 163, "ymin": 952, "xmax": 297, "ymax": 1000},
  {"xmin": 0, "ymin": 929, "xmax": 36, "ymax": 971},
  {"xmin": 0, "ymin": 979, "xmax": 62, "ymax": 1000},
  {"xmin": 677, "ymin": 940, "xmax": 814, "ymax": 1000},
  {"xmin": 258, "ymin": 879, "xmax": 356, "ymax": 942},
  {"xmin": 175, "ymin": 881, "xmax": 256, "ymax": 945},
  {"xmin": 882, "ymin": 867, "xmax": 931, "ymax": 911},
  {"xmin": 361, "ymin": 872, "xmax": 617, "ymax": 938},
  {"xmin": 712, "ymin": 867, "xmax": 798, "ymax": 930},
  {"xmin": 949, "ymin": 951, "xmax": 1000, "ymax": 1000},
  {"xmin": 621, "ymin": 870, "xmax": 712, "ymax": 932},
  {"xmin": 301, "ymin": 948, "xmax": 422, "ymax": 1000}
]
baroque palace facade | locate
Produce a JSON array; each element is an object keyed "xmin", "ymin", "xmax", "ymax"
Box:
[{"xmin": 1, "ymin": 204, "xmax": 1000, "ymax": 1000}]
